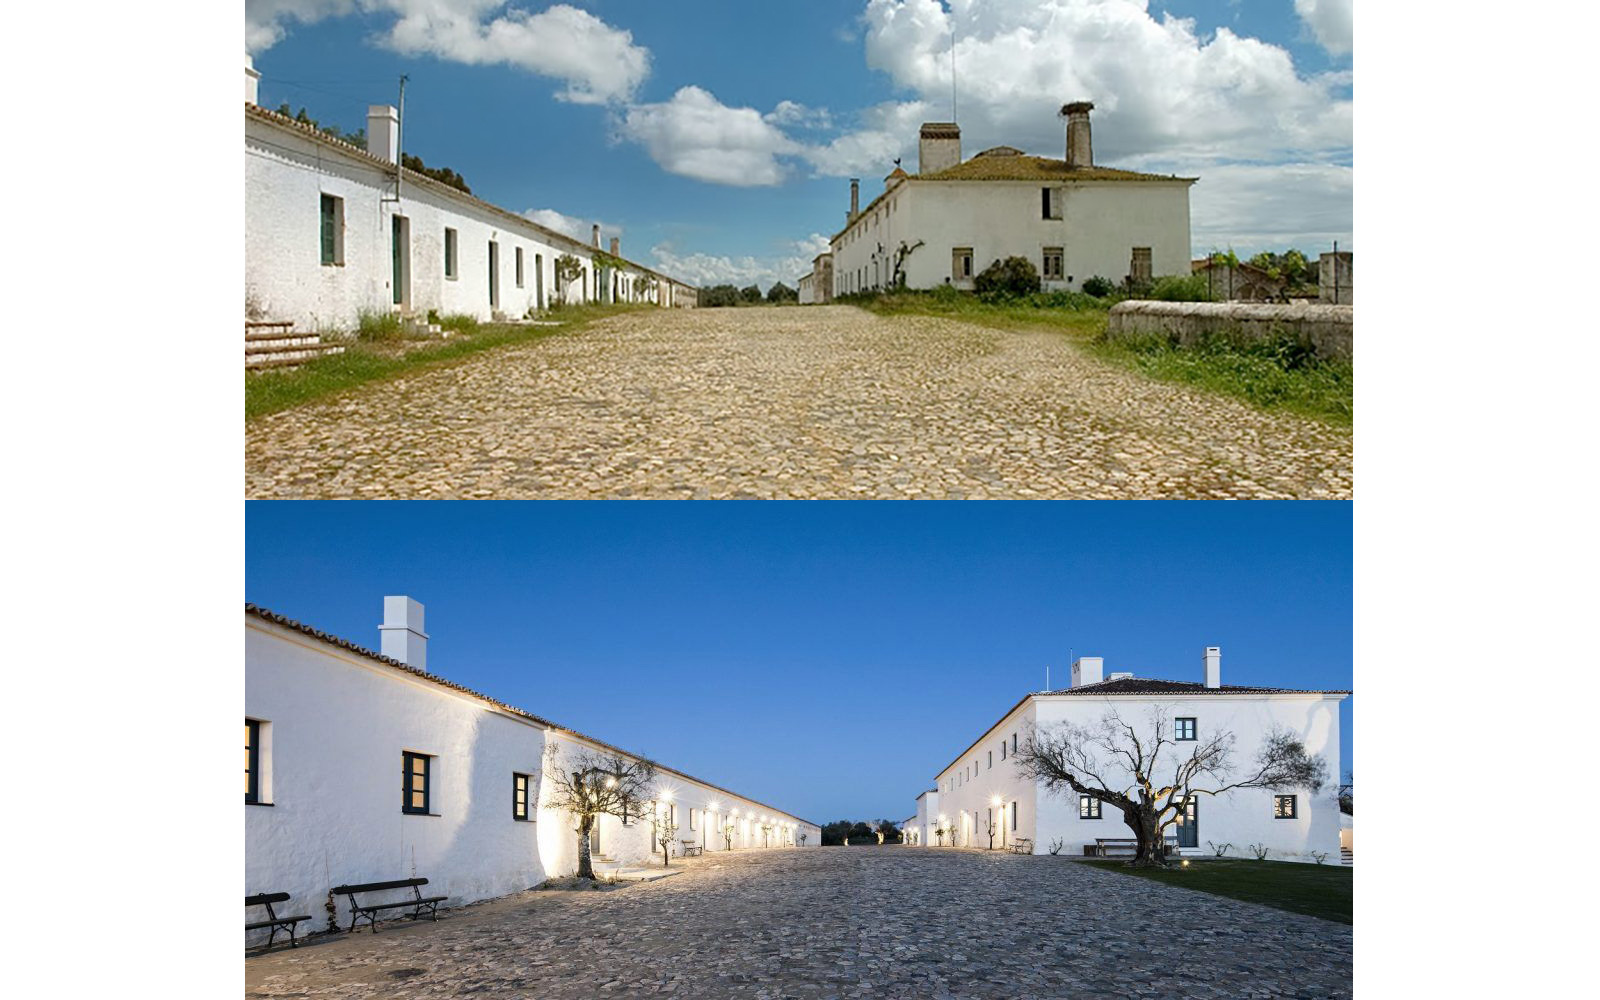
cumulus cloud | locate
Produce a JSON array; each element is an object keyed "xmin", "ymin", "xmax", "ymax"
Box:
[
  {"xmin": 1294, "ymin": 0, "xmax": 1353, "ymax": 57},
  {"xmin": 650, "ymin": 235, "xmax": 830, "ymax": 290},
  {"xmin": 764, "ymin": 101, "xmax": 834, "ymax": 131},
  {"xmin": 860, "ymin": 0, "xmax": 1351, "ymax": 164},
  {"xmin": 245, "ymin": 2, "xmax": 650, "ymax": 104},
  {"xmin": 1189, "ymin": 162, "xmax": 1353, "ymax": 255},
  {"xmin": 521, "ymin": 208, "xmax": 620, "ymax": 244},
  {"xmin": 618, "ymin": 87, "xmax": 803, "ymax": 187}
]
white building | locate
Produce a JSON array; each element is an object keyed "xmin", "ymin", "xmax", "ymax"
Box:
[
  {"xmin": 246, "ymin": 597, "xmax": 817, "ymax": 943},
  {"xmin": 909, "ymin": 648, "xmax": 1345, "ymax": 863},
  {"xmin": 245, "ymin": 59, "xmax": 695, "ymax": 333},
  {"xmin": 829, "ymin": 104, "xmax": 1194, "ymax": 297}
]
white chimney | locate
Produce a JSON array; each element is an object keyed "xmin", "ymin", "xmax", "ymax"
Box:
[
  {"xmin": 380, "ymin": 596, "xmax": 428, "ymax": 670},
  {"xmin": 1070, "ymin": 656, "xmax": 1104, "ymax": 688},
  {"xmin": 367, "ymin": 105, "xmax": 399, "ymax": 164},
  {"xmin": 1203, "ymin": 646, "xmax": 1221, "ymax": 688},
  {"xmin": 592, "ymin": 224, "xmax": 601, "ymax": 248},
  {"xmin": 918, "ymin": 123, "xmax": 961, "ymax": 174},
  {"xmin": 245, "ymin": 54, "xmax": 261, "ymax": 107}
]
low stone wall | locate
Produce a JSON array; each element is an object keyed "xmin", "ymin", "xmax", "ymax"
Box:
[{"xmin": 1106, "ymin": 301, "xmax": 1353, "ymax": 362}]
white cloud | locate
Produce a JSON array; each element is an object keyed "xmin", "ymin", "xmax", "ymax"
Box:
[
  {"xmin": 521, "ymin": 208, "xmax": 620, "ymax": 244},
  {"xmin": 764, "ymin": 101, "xmax": 834, "ymax": 131},
  {"xmin": 618, "ymin": 87, "xmax": 802, "ymax": 187},
  {"xmin": 650, "ymin": 235, "xmax": 830, "ymax": 290},
  {"xmin": 1189, "ymin": 162, "xmax": 1352, "ymax": 255},
  {"xmin": 245, "ymin": 2, "xmax": 650, "ymax": 104},
  {"xmin": 859, "ymin": 0, "xmax": 1351, "ymax": 164},
  {"xmin": 1294, "ymin": 0, "xmax": 1353, "ymax": 57},
  {"xmin": 801, "ymin": 100, "xmax": 930, "ymax": 177}
]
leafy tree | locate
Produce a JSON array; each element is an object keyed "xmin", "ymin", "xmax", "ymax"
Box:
[
  {"xmin": 1016, "ymin": 706, "xmax": 1328, "ymax": 868},
  {"xmin": 973, "ymin": 256, "xmax": 1041, "ymax": 300},
  {"xmin": 766, "ymin": 281, "xmax": 798, "ymax": 303},
  {"xmin": 542, "ymin": 745, "xmax": 656, "ymax": 880},
  {"xmin": 698, "ymin": 284, "xmax": 742, "ymax": 308},
  {"xmin": 876, "ymin": 819, "xmax": 901, "ymax": 844},
  {"xmin": 740, "ymin": 284, "xmax": 764, "ymax": 304},
  {"xmin": 1082, "ymin": 275, "xmax": 1115, "ymax": 298},
  {"xmin": 400, "ymin": 152, "xmax": 470, "ymax": 194}
]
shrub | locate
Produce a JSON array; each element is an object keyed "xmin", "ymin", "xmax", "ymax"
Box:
[
  {"xmin": 973, "ymin": 256, "xmax": 1041, "ymax": 301},
  {"xmin": 1148, "ymin": 273, "xmax": 1214, "ymax": 302},
  {"xmin": 1207, "ymin": 840, "xmax": 1233, "ymax": 858},
  {"xmin": 1249, "ymin": 843, "xmax": 1270, "ymax": 861},
  {"xmin": 436, "ymin": 313, "xmax": 480, "ymax": 335},
  {"xmin": 356, "ymin": 309, "xmax": 403, "ymax": 341},
  {"xmin": 1082, "ymin": 275, "xmax": 1115, "ymax": 298},
  {"xmin": 1047, "ymin": 838, "xmax": 1065, "ymax": 856}
]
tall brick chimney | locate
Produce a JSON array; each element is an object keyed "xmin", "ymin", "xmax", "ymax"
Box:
[
  {"xmin": 1062, "ymin": 102, "xmax": 1093, "ymax": 168},
  {"xmin": 918, "ymin": 123, "xmax": 961, "ymax": 174},
  {"xmin": 849, "ymin": 178, "xmax": 860, "ymax": 221},
  {"xmin": 609, "ymin": 236, "xmax": 620, "ymax": 257}
]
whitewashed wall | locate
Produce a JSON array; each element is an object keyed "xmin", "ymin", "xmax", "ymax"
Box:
[
  {"xmin": 247, "ymin": 609, "xmax": 814, "ymax": 946},
  {"xmin": 931, "ymin": 700, "xmax": 1038, "ymax": 851},
  {"xmin": 1031, "ymin": 692, "xmax": 1344, "ymax": 862},
  {"xmin": 245, "ymin": 618, "xmax": 550, "ymax": 945},
  {"xmin": 830, "ymin": 178, "xmax": 1191, "ymax": 297},
  {"xmin": 245, "ymin": 112, "xmax": 678, "ymax": 331}
]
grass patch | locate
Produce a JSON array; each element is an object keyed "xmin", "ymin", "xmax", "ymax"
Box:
[
  {"xmin": 355, "ymin": 309, "xmax": 404, "ymax": 341},
  {"xmin": 854, "ymin": 290, "xmax": 1351, "ymax": 427},
  {"xmin": 1083, "ymin": 858, "xmax": 1351, "ymax": 925},
  {"xmin": 246, "ymin": 303, "xmax": 650, "ymax": 421}
]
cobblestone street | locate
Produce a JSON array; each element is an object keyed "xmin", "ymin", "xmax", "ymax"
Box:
[
  {"xmin": 244, "ymin": 306, "xmax": 1351, "ymax": 498},
  {"xmin": 245, "ymin": 848, "xmax": 1351, "ymax": 999}
]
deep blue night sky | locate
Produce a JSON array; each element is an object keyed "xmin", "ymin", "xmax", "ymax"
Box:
[{"xmin": 246, "ymin": 501, "xmax": 1351, "ymax": 823}]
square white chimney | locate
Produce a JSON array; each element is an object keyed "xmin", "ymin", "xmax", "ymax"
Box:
[
  {"xmin": 245, "ymin": 54, "xmax": 260, "ymax": 107},
  {"xmin": 367, "ymin": 105, "xmax": 399, "ymax": 164},
  {"xmin": 1070, "ymin": 656, "xmax": 1104, "ymax": 688},
  {"xmin": 380, "ymin": 596, "xmax": 428, "ymax": 669},
  {"xmin": 1203, "ymin": 646, "xmax": 1221, "ymax": 688}
]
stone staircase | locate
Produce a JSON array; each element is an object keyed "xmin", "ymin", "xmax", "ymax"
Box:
[
  {"xmin": 399, "ymin": 313, "xmax": 447, "ymax": 338},
  {"xmin": 1340, "ymin": 847, "xmax": 1353, "ymax": 867},
  {"xmin": 245, "ymin": 320, "xmax": 345, "ymax": 370}
]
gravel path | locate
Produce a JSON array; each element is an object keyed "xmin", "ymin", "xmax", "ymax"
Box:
[
  {"xmin": 244, "ymin": 306, "xmax": 1351, "ymax": 498},
  {"xmin": 244, "ymin": 848, "xmax": 1352, "ymax": 999}
]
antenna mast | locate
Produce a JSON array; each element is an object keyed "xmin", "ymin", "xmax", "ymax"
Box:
[
  {"xmin": 951, "ymin": 18, "xmax": 958, "ymax": 123},
  {"xmin": 396, "ymin": 74, "xmax": 408, "ymax": 200}
]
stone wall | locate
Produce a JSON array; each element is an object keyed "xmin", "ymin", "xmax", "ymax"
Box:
[{"xmin": 1106, "ymin": 301, "xmax": 1353, "ymax": 362}]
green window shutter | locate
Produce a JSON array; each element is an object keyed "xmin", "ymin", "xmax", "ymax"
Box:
[{"xmin": 320, "ymin": 195, "xmax": 334, "ymax": 264}]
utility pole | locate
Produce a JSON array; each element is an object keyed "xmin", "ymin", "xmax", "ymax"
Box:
[{"xmin": 396, "ymin": 74, "xmax": 408, "ymax": 201}]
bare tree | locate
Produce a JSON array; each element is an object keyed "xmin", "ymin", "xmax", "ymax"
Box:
[
  {"xmin": 721, "ymin": 817, "xmax": 737, "ymax": 851},
  {"xmin": 649, "ymin": 805, "xmax": 679, "ymax": 868},
  {"xmin": 1016, "ymin": 706, "xmax": 1327, "ymax": 868},
  {"xmin": 543, "ymin": 744, "xmax": 656, "ymax": 880}
]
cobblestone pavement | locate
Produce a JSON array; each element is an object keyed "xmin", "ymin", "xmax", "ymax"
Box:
[
  {"xmin": 244, "ymin": 306, "xmax": 1351, "ymax": 498},
  {"xmin": 245, "ymin": 848, "xmax": 1351, "ymax": 999}
]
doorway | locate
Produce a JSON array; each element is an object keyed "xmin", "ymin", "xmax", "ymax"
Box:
[
  {"xmin": 488, "ymin": 240, "xmax": 500, "ymax": 312},
  {"xmin": 535, "ymin": 253, "xmax": 545, "ymax": 311},
  {"xmin": 1175, "ymin": 798, "xmax": 1198, "ymax": 849},
  {"xmin": 390, "ymin": 215, "xmax": 411, "ymax": 310}
]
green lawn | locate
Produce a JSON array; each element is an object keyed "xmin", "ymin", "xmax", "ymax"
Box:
[
  {"xmin": 1083, "ymin": 858, "xmax": 1351, "ymax": 925},
  {"xmin": 245, "ymin": 303, "xmax": 651, "ymax": 421},
  {"xmin": 855, "ymin": 291, "xmax": 1352, "ymax": 428}
]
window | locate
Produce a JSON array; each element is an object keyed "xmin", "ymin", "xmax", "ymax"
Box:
[
  {"xmin": 987, "ymin": 751, "xmax": 992, "ymax": 769},
  {"xmin": 1175, "ymin": 717, "xmax": 1197, "ymax": 741},
  {"xmin": 245, "ymin": 719, "xmax": 260, "ymax": 804},
  {"xmin": 513, "ymin": 773, "xmax": 532, "ymax": 821},
  {"xmin": 1041, "ymin": 187, "xmax": 1062, "ymax": 219},
  {"xmin": 1274, "ymin": 795, "xmax": 1298, "ymax": 819},
  {"xmin": 1000, "ymin": 741, "xmax": 1007, "ymax": 761},
  {"xmin": 1011, "ymin": 801, "xmax": 1018, "ymax": 830},
  {"xmin": 319, "ymin": 194, "xmax": 344, "ymax": 265},
  {"xmin": 1130, "ymin": 246, "xmax": 1153, "ymax": 284},
  {"xmin": 515, "ymin": 247, "xmax": 524, "ymax": 288},
  {"xmin": 690, "ymin": 807, "xmax": 698, "ymax": 831},
  {"xmin": 1012, "ymin": 733, "xmax": 1018, "ymax": 753},
  {"xmin": 1079, "ymin": 795, "xmax": 1102, "ymax": 820},
  {"xmin": 952, "ymin": 247, "xmax": 973, "ymax": 281},
  {"xmin": 403, "ymin": 752, "xmax": 432, "ymax": 814},
  {"xmin": 1042, "ymin": 247, "xmax": 1064, "ymax": 280},
  {"xmin": 444, "ymin": 228, "xmax": 458, "ymax": 279}
]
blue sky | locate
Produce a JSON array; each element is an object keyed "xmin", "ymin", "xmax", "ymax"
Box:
[
  {"xmin": 246, "ymin": 501, "xmax": 1352, "ymax": 824},
  {"xmin": 246, "ymin": 1, "xmax": 1352, "ymax": 290}
]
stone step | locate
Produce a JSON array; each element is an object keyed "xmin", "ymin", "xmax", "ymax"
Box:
[
  {"xmin": 245, "ymin": 338, "xmax": 338, "ymax": 355},
  {"xmin": 245, "ymin": 346, "xmax": 346, "ymax": 370}
]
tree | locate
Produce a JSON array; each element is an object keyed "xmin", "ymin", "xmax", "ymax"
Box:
[
  {"xmin": 1015, "ymin": 706, "xmax": 1328, "ymax": 868},
  {"xmin": 1082, "ymin": 275, "xmax": 1115, "ymax": 298},
  {"xmin": 555, "ymin": 254, "xmax": 585, "ymax": 304},
  {"xmin": 985, "ymin": 811, "xmax": 997, "ymax": 850},
  {"xmin": 400, "ymin": 153, "xmax": 471, "ymax": 194},
  {"xmin": 876, "ymin": 819, "xmax": 901, "ymax": 845},
  {"xmin": 722, "ymin": 816, "xmax": 738, "ymax": 850},
  {"xmin": 740, "ymin": 284, "xmax": 763, "ymax": 304},
  {"xmin": 649, "ymin": 802, "xmax": 679, "ymax": 869},
  {"xmin": 891, "ymin": 240, "xmax": 925, "ymax": 287},
  {"xmin": 973, "ymin": 256, "xmax": 1040, "ymax": 300},
  {"xmin": 766, "ymin": 281, "xmax": 797, "ymax": 303},
  {"xmin": 542, "ymin": 745, "xmax": 656, "ymax": 880},
  {"xmin": 698, "ymin": 284, "xmax": 741, "ymax": 308}
]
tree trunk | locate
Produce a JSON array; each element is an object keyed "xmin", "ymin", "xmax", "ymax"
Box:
[
  {"xmin": 577, "ymin": 817, "xmax": 595, "ymax": 880},
  {"xmin": 1128, "ymin": 805, "xmax": 1168, "ymax": 868}
]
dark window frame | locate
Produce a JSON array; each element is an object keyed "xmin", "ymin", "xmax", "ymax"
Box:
[
  {"xmin": 319, "ymin": 194, "xmax": 344, "ymax": 266},
  {"xmin": 1079, "ymin": 795, "xmax": 1102, "ymax": 820},
  {"xmin": 1274, "ymin": 794, "xmax": 1298, "ymax": 819},
  {"xmin": 444, "ymin": 228, "xmax": 459, "ymax": 280},
  {"xmin": 515, "ymin": 246, "xmax": 525, "ymax": 288},
  {"xmin": 513, "ymin": 772, "xmax": 532, "ymax": 821},
  {"xmin": 1011, "ymin": 801, "xmax": 1018, "ymax": 830},
  {"xmin": 403, "ymin": 751, "xmax": 432, "ymax": 815},
  {"xmin": 246, "ymin": 718, "xmax": 260, "ymax": 804},
  {"xmin": 1175, "ymin": 717, "xmax": 1197, "ymax": 741}
]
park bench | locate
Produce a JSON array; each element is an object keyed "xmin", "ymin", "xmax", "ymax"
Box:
[
  {"xmin": 1008, "ymin": 838, "xmax": 1033, "ymax": 855},
  {"xmin": 679, "ymin": 840, "xmax": 703, "ymax": 857},
  {"xmin": 329, "ymin": 878, "xmax": 447, "ymax": 934},
  {"xmin": 245, "ymin": 892, "xmax": 311, "ymax": 951},
  {"xmin": 1088, "ymin": 837, "xmax": 1178, "ymax": 858}
]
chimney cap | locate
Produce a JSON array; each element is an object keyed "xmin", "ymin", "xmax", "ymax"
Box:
[
  {"xmin": 1060, "ymin": 101, "xmax": 1094, "ymax": 116},
  {"xmin": 920, "ymin": 122, "xmax": 961, "ymax": 138}
]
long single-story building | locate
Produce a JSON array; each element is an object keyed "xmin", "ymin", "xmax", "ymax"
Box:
[
  {"xmin": 904, "ymin": 647, "xmax": 1345, "ymax": 863},
  {"xmin": 244, "ymin": 57, "xmax": 695, "ymax": 334},
  {"xmin": 246, "ymin": 597, "xmax": 817, "ymax": 945}
]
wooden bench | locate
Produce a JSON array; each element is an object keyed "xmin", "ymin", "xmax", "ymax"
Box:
[
  {"xmin": 679, "ymin": 840, "xmax": 703, "ymax": 857},
  {"xmin": 1007, "ymin": 838, "xmax": 1033, "ymax": 855},
  {"xmin": 330, "ymin": 878, "xmax": 447, "ymax": 934},
  {"xmin": 246, "ymin": 892, "xmax": 311, "ymax": 951},
  {"xmin": 1088, "ymin": 837, "xmax": 1178, "ymax": 857}
]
